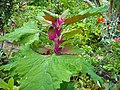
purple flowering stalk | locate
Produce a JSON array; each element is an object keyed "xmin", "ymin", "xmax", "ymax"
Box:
[
  {"xmin": 39, "ymin": 9, "xmax": 69, "ymax": 54},
  {"xmin": 48, "ymin": 18, "xmax": 65, "ymax": 54}
]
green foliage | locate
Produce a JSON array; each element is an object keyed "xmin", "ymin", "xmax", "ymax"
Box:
[
  {"xmin": 21, "ymin": 33, "xmax": 39, "ymax": 45},
  {"xmin": 0, "ymin": 78, "xmax": 8, "ymax": 90},
  {"xmin": 63, "ymin": 29, "xmax": 81, "ymax": 38},
  {"xmin": 59, "ymin": 82, "xmax": 74, "ymax": 90},
  {"xmin": 90, "ymin": 39, "xmax": 120, "ymax": 89},
  {"xmin": 9, "ymin": 4, "xmax": 42, "ymax": 28},
  {"xmin": 8, "ymin": 77, "xmax": 14, "ymax": 90},
  {"xmin": 0, "ymin": 20, "xmax": 40, "ymax": 43},
  {"xmin": 65, "ymin": 5, "xmax": 108, "ymax": 24},
  {"xmin": 40, "ymin": 5, "xmax": 108, "ymax": 25},
  {"xmin": 59, "ymin": 0, "xmax": 88, "ymax": 15},
  {"xmin": 0, "ymin": 77, "xmax": 14, "ymax": 90},
  {"xmin": 0, "ymin": 46, "xmax": 103, "ymax": 90},
  {"xmin": 0, "ymin": 0, "xmax": 15, "ymax": 24},
  {"xmin": 61, "ymin": 44, "xmax": 84, "ymax": 55}
]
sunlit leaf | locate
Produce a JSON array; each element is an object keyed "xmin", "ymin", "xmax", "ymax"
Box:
[
  {"xmin": 21, "ymin": 33, "xmax": 39, "ymax": 45},
  {"xmin": 64, "ymin": 5, "xmax": 108, "ymax": 24}
]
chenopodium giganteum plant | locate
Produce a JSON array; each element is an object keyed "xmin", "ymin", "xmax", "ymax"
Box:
[
  {"xmin": 44, "ymin": 10, "xmax": 69, "ymax": 54},
  {"xmin": 0, "ymin": 6, "xmax": 108, "ymax": 90},
  {"xmin": 37, "ymin": 9, "xmax": 69, "ymax": 55},
  {"xmin": 48, "ymin": 18, "xmax": 64, "ymax": 54},
  {"xmin": 38, "ymin": 5, "xmax": 108, "ymax": 55}
]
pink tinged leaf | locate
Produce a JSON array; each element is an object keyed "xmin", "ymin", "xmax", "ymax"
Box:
[
  {"xmin": 48, "ymin": 27, "xmax": 57, "ymax": 40},
  {"xmin": 46, "ymin": 50, "xmax": 50, "ymax": 55},
  {"xmin": 57, "ymin": 18, "xmax": 64, "ymax": 27},
  {"xmin": 39, "ymin": 48, "xmax": 50, "ymax": 55},
  {"xmin": 61, "ymin": 44, "xmax": 71, "ymax": 54},
  {"xmin": 61, "ymin": 44, "xmax": 85, "ymax": 55}
]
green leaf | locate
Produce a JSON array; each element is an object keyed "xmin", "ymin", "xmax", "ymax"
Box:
[
  {"xmin": 0, "ymin": 47, "xmax": 103, "ymax": 90},
  {"xmin": 61, "ymin": 39, "xmax": 73, "ymax": 46},
  {"xmin": 59, "ymin": 82, "xmax": 74, "ymax": 90},
  {"xmin": 21, "ymin": 33, "xmax": 39, "ymax": 45},
  {"xmin": 37, "ymin": 13, "xmax": 52, "ymax": 26},
  {"xmin": 0, "ymin": 78, "xmax": 8, "ymax": 90},
  {"xmin": 64, "ymin": 5, "xmax": 108, "ymax": 24},
  {"xmin": 63, "ymin": 29, "xmax": 82, "ymax": 38},
  {"xmin": 0, "ymin": 20, "xmax": 40, "ymax": 42},
  {"xmin": 61, "ymin": 44, "xmax": 84, "ymax": 55},
  {"xmin": 8, "ymin": 77, "xmax": 14, "ymax": 90},
  {"xmin": 61, "ymin": 9, "xmax": 69, "ymax": 20},
  {"xmin": 108, "ymin": 81, "xmax": 114, "ymax": 90}
]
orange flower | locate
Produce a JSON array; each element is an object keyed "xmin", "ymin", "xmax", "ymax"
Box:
[
  {"xmin": 97, "ymin": 18, "xmax": 101, "ymax": 23},
  {"xmin": 97, "ymin": 17, "xmax": 104, "ymax": 23}
]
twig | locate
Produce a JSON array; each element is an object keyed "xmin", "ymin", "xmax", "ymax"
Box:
[{"xmin": 84, "ymin": 0, "xmax": 95, "ymax": 8}]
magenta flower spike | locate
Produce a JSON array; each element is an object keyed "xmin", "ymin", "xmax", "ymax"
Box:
[
  {"xmin": 48, "ymin": 18, "xmax": 64, "ymax": 40},
  {"xmin": 48, "ymin": 17, "xmax": 65, "ymax": 54},
  {"xmin": 40, "ymin": 9, "xmax": 69, "ymax": 54}
]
